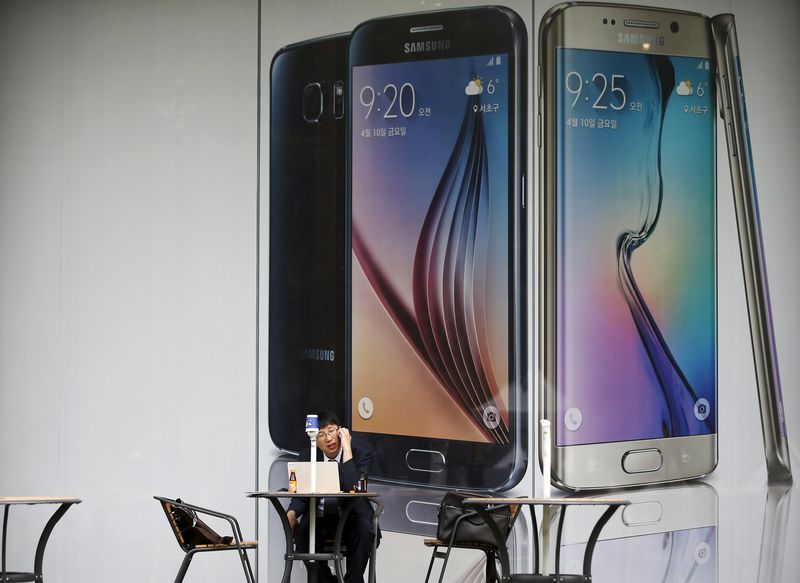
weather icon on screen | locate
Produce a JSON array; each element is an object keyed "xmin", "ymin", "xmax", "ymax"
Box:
[
  {"xmin": 676, "ymin": 79, "xmax": 694, "ymax": 96},
  {"xmin": 465, "ymin": 78, "xmax": 484, "ymax": 95}
]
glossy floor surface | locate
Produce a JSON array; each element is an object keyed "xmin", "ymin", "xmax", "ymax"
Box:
[{"xmin": 259, "ymin": 469, "xmax": 799, "ymax": 583}]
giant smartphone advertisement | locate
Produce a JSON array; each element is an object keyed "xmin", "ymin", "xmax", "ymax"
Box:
[{"xmin": 261, "ymin": 0, "xmax": 799, "ymax": 582}]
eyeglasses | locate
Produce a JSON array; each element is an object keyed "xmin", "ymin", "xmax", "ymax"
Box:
[{"xmin": 317, "ymin": 427, "xmax": 339, "ymax": 439}]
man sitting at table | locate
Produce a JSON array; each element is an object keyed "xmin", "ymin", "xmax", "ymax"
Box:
[{"xmin": 286, "ymin": 411, "xmax": 379, "ymax": 583}]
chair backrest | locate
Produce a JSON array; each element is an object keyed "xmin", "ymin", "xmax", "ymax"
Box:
[
  {"xmin": 505, "ymin": 504, "xmax": 522, "ymax": 538},
  {"xmin": 155, "ymin": 496, "xmax": 192, "ymax": 551}
]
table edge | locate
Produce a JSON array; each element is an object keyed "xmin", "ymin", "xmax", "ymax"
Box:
[
  {"xmin": 461, "ymin": 497, "xmax": 630, "ymax": 506},
  {"xmin": 0, "ymin": 497, "xmax": 82, "ymax": 505},
  {"xmin": 246, "ymin": 491, "xmax": 380, "ymax": 498}
]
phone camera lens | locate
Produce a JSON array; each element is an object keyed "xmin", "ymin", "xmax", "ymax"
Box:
[
  {"xmin": 302, "ymin": 82, "xmax": 324, "ymax": 123},
  {"xmin": 670, "ymin": 21, "xmax": 680, "ymax": 33}
]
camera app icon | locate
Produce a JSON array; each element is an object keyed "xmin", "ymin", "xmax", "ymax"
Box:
[
  {"xmin": 694, "ymin": 541, "xmax": 710, "ymax": 565},
  {"xmin": 694, "ymin": 398, "xmax": 711, "ymax": 421},
  {"xmin": 482, "ymin": 406, "xmax": 500, "ymax": 429}
]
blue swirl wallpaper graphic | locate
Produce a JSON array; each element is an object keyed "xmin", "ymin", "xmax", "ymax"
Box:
[
  {"xmin": 615, "ymin": 55, "xmax": 713, "ymax": 439},
  {"xmin": 557, "ymin": 49, "xmax": 716, "ymax": 446},
  {"xmin": 352, "ymin": 55, "xmax": 510, "ymax": 444}
]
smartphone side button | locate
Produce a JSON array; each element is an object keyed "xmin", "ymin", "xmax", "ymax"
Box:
[
  {"xmin": 720, "ymin": 74, "xmax": 729, "ymax": 111},
  {"xmin": 537, "ymin": 63, "xmax": 541, "ymax": 98},
  {"xmin": 727, "ymin": 122, "xmax": 737, "ymax": 157},
  {"xmin": 537, "ymin": 113, "xmax": 542, "ymax": 148},
  {"xmin": 405, "ymin": 449, "xmax": 446, "ymax": 473},
  {"xmin": 621, "ymin": 448, "xmax": 663, "ymax": 474}
]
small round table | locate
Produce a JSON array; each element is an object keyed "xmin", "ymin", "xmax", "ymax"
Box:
[
  {"xmin": 463, "ymin": 497, "xmax": 630, "ymax": 583},
  {"xmin": 1, "ymin": 497, "xmax": 82, "ymax": 583},
  {"xmin": 247, "ymin": 491, "xmax": 382, "ymax": 583}
]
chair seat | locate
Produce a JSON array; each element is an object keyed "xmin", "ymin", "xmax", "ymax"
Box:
[
  {"xmin": 508, "ymin": 574, "xmax": 589, "ymax": 583},
  {"xmin": 0, "ymin": 571, "xmax": 37, "ymax": 583},
  {"xmin": 423, "ymin": 537, "xmax": 497, "ymax": 551},
  {"xmin": 193, "ymin": 540, "xmax": 258, "ymax": 549}
]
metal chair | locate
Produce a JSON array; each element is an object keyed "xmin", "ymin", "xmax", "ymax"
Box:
[
  {"xmin": 285, "ymin": 498, "xmax": 383, "ymax": 583},
  {"xmin": 155, "ymin": 496, "xmax": 257, "ymax": 583},
  {"xmin": 423, "ymin": 496, "xmax": 521, "ymax": 583}
]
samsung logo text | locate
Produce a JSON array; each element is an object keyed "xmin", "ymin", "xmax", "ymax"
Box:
[
  {"xmin": 300, "ymin": 347, "xmax": 335, "ymax": 362},
  {"xmin": 404, "ymin": 40, "xmax": 451, "ymax": 54},
  {"xmin": 617, "ymin": 33, "xmax": 665, "ymax": 46}
]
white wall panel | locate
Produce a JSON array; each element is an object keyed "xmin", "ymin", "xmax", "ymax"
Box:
[{"xmin": 0, "ymin": 1, "xmax": 258, "ymax": 581}]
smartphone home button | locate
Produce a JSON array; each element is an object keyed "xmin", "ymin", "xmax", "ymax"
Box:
[
  {"xmin": 622, "ymin": 448, "xmax": 663, "ymax": 474},
  {"xmin": 405, "ymin": 449, "xmax": 446, "ymax": 473},
  {"xmin": 622, "ymin": 501, "xmax": 663, "ymax": 526}
]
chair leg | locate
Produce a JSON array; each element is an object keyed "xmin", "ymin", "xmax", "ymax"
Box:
[
  {"xmin": 174, "ymin": 552, "xmax": 194, "ymax": 583},
  {"xmin": 238, "ymin": 547, "xmax": 256, "ymax": 583},
  {"xmin": 437, "ymin": 545, "xmax": 456, "ymax": 583},
  {"xmin": 484, "ymin": 550, "xmax": 499, "ymax": 583},
  {"xmin": 423, "ymin": 547, "xmax": 440, "ymax": 583}
]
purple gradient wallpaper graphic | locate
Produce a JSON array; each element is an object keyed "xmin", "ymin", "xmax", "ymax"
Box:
[{"xmin": 351, "ymin": 54, "xmax": 511, "ymax": 443}]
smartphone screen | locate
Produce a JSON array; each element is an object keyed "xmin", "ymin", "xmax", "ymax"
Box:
[
  {"xmin": 554, "ymin": 49, "xmax": 716, "ymax": 447},
  {"xmin": 351, "ymin": 53, "xmax": 513, "ymax": 444}
]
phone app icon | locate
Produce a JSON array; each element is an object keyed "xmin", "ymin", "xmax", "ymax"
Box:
[
  {"xmin": 465, "ymin": 78, "xmax": 484, "ymax": 96},
  {"xmin": 565, "ymin": 407, "xmax": 583, "ymax": 431},
  {"xmin": 694, "ymin": 398, "xmax": 710, "ymax": 421},
  {"xmin": 694, "ymin": 541, "xmax": 711, "ymax": 565},
  {"xmin": 676, "ymin": 79, "xmax": 694, "ymax": 96},
  {"xmin": 358, "ymin": 397, "xmax": 374, "ymax": 420},
  {"xmin": 482, "ymin": 406, "xmax": 500, "ymax": 429}
]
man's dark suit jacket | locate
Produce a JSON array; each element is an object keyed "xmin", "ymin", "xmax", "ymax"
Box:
[{"xmin": 287, "ymin": 437, "xmax": 378, "ymax": 533}]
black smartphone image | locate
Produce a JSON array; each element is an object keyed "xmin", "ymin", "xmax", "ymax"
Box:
[
  {"xmin": 711, "ymin": 13, "xmax": 792, "ymax": 482},
  {"xmin": 268, "ymin": 34, "xmax": 349, "ymax": 454},
  {"xmin": 348, "ymin": 6, "xmax": 528, "ymax": 490},
  {"xmin": 538, "ymin": 3, "xmax": 718, "ymax": 490}
]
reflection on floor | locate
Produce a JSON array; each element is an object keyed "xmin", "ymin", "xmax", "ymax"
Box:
[{"xmin": 263, "ymin": 468, "xmax": 797, "ymax": 583}]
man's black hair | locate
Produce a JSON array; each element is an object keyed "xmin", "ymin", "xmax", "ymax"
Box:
[{"xmin": 317, "ymin": 410, "xmax": 341, "ymax": 428}]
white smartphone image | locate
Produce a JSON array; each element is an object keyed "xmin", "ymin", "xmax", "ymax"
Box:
[{"xmin": 539, "ymin": 2, "xmax": 718, "ymax": 490}]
